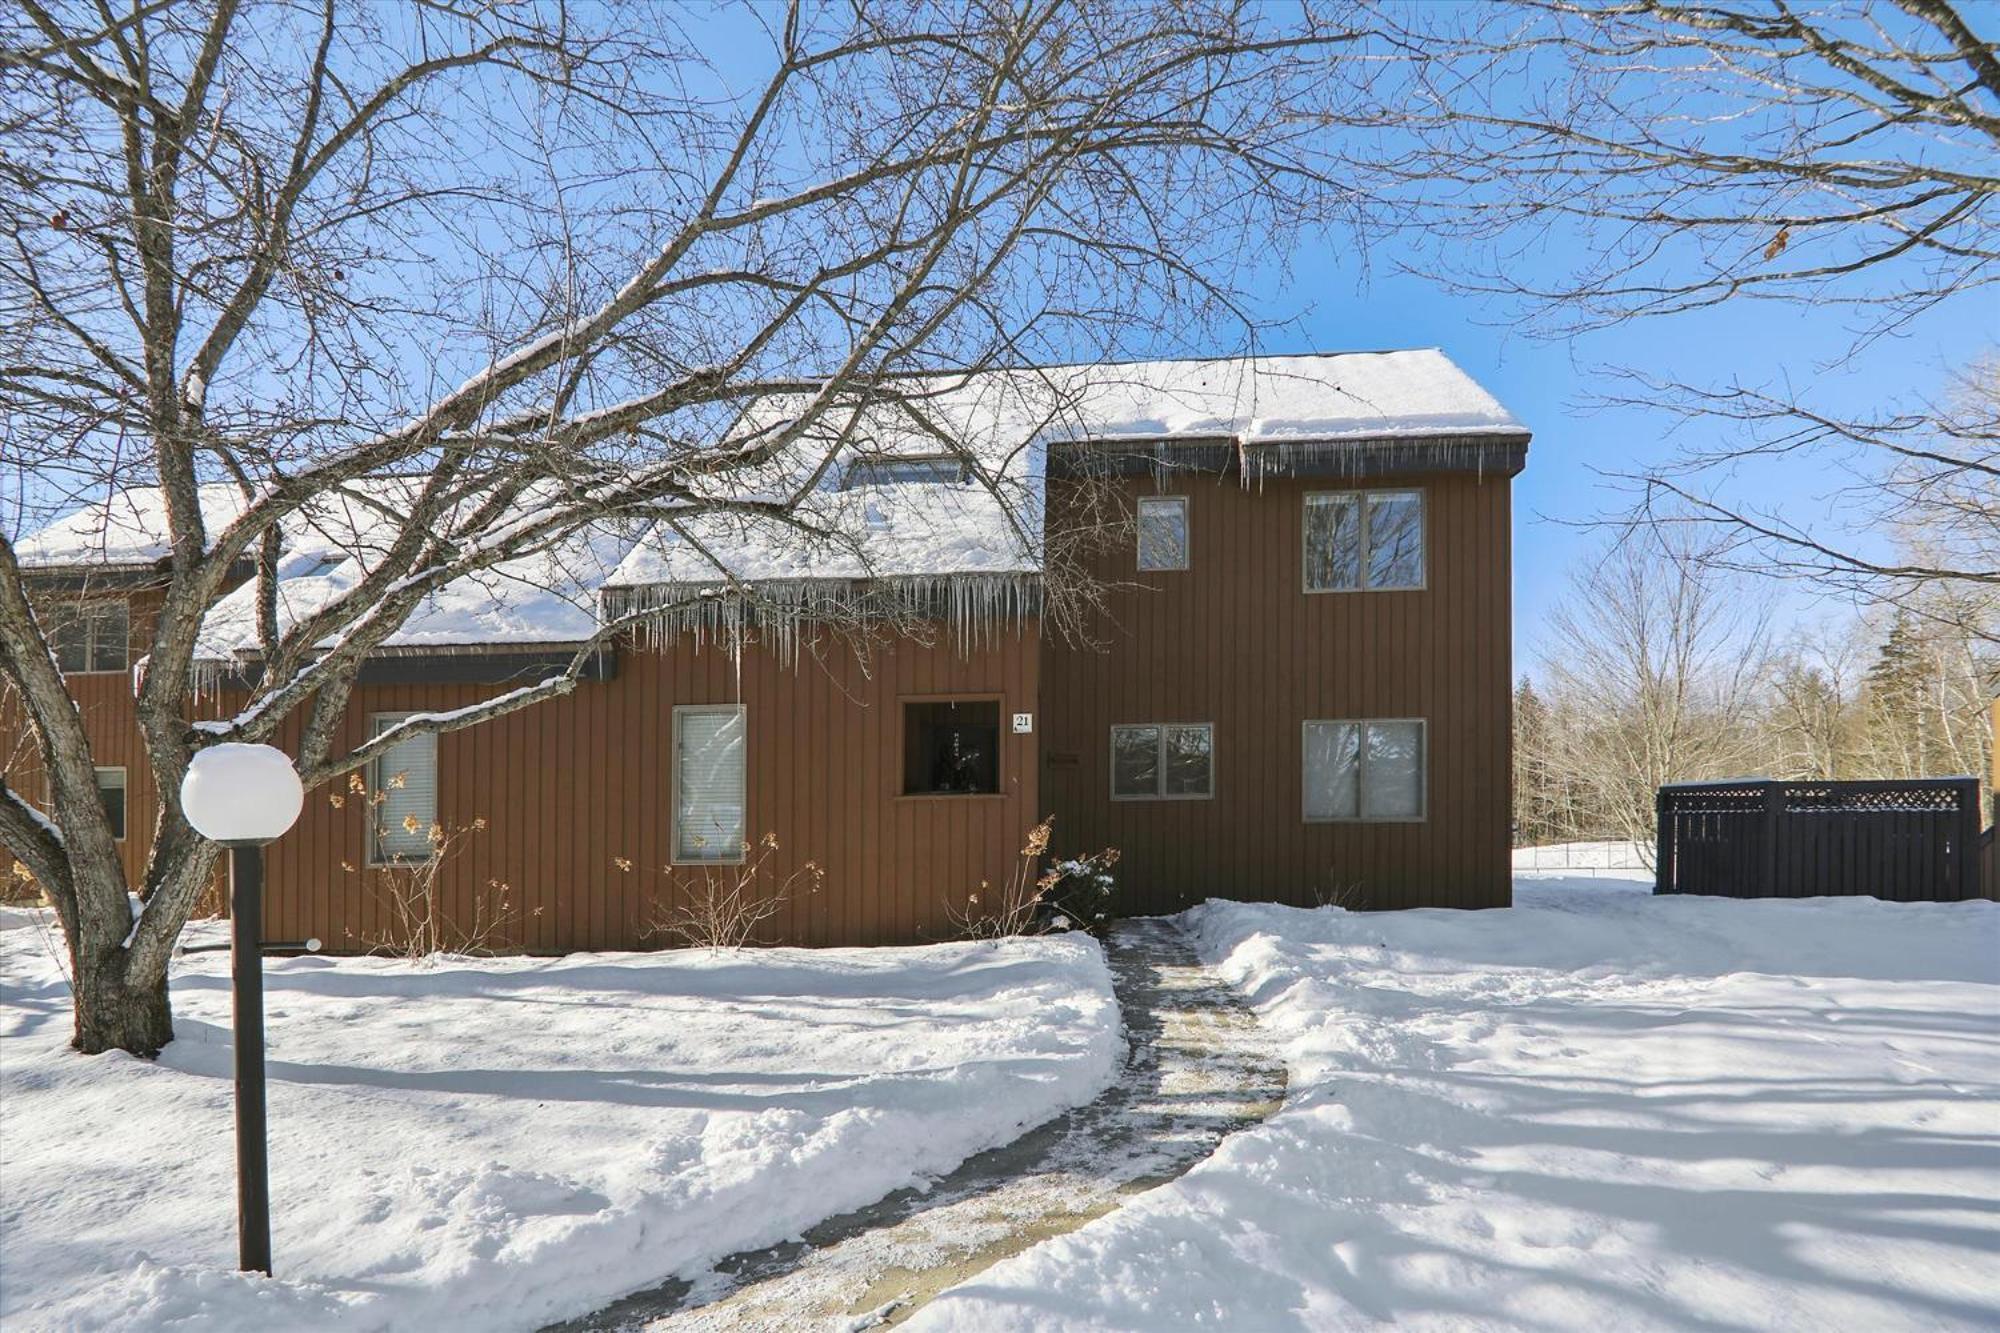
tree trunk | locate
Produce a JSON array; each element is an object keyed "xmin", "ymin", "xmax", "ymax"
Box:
[{"xmin": 72, "ymin": 965, "xmax": 175, "ymax": 1058}]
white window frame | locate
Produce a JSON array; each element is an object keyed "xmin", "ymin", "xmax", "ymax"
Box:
[
  {"xmin": 1135, "ymin": 496, "xmax": 1190, "ymax": 572},
  {"xmin": 367, "ymin": 713, "xmax": 439, "ymax": 865},
  {"xmin": 53, "ymin": 599, "xmax": 130, "ymax": 674},
  {"xmin": 1301, "ymin": 718, "xmax": 1427, "ymax": 823},
  {"xmin": 1302, "ymin": 488, "xmax": 1426, "ymax": 593},
  {"xmin": 94, "ymin": 766, "xmax": 127, "ymax": 841},
  {"xmin": 1109, "ymin": 722, "xmax": 1215, "ymax": 801},
  {"xmin": 673, "ymin": 703, "xmax": 748, "ymax": 865}
]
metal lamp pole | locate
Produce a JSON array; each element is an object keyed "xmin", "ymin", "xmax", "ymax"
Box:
[
  {"xmin": 180, "ymin": 743, "xmax": 303, "ymax": 1277},
  {"xmin": 227, "ymin": 840, "xmax": 273, "ymax": 1274}
]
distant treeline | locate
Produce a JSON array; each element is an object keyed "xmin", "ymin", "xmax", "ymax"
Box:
[{"xmin": 1514, "ymin": 531, "xmax": 1995, "ymax": 853}]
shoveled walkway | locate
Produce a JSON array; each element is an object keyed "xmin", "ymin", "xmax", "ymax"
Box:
[{"xmin": 547, "ymin": 917, "xmax": 1285, "ymax": 1332}]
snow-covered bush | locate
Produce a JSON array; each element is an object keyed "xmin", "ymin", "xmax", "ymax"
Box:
[{"xmin": 954, "ymin": 818, "xmax": 1120, "ymax": 939}]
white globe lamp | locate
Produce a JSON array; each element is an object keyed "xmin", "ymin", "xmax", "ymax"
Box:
[
  {"xmin": 180, "ymin": 743, "xmax": 304, "ymax": 846},
  {"xmin": 178, "ymin": 741, "xmax": 303, "ymax": 1276}
]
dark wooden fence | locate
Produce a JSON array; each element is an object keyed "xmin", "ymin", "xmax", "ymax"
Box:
[{"xmin": 1655, "ymin": 778, "xmax": 1987, "ymax": 902}]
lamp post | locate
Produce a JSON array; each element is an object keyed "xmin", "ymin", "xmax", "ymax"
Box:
[{"xmin": 180, "ymin": 743, "xmax": 304, "ymax": 1275}]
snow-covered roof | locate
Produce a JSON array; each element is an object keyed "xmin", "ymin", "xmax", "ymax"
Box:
[
  {"xmin": 15, "ymin": 477, "xmax": 642, "ymax": 659},
  {"xmin": 604, "ymin": 348, "xmax": 1523, "ymax": 591},
  {"xmin": 13, "ymin": 484, "xmax": 250, "ymax": 569},
  {"xmin": 989, "ymin": 347, "xmax": 1526, "ymax": 444},
  {"xmin": 17, "ymin": 349, "xmax": 1523, "ymax": 655}
]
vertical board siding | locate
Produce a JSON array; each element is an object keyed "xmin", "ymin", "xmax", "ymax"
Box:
[
  {"xmin": 1039, "ymin": 472, "xmax": 1514, "ymax": 916},
  {"xmin": 5, "ymin": 618, "xmax": 1040, "ymax": 950},
  {"xmin": 9, "ymin": 466, "xmax": 1513, "ymax": 938}
]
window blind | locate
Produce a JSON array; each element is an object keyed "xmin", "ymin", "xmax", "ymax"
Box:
[
  {"xmin": 370, "ymin": 719, "xmax": 438, "ymax": 861},
  {"xmin": 1303, "ymin": 721, "xmax": 1361, "ymax": 819},
  {"xmin": 677, "ymin": 706, "xmax": 746, "ymax": 862},
  {"xmin": 1363, "ymin": 721, "xmax": 1425, "ymax": 819},
  {"xmin": 1136, "ymin": 497, "xmax": 1189, "ymax": 571},
  {"xmin": 1304, "ymin": 720, "xmax": 1425, "ymax": 821}
]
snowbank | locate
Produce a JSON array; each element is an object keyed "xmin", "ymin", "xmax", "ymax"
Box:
[
  {"xmin": 0, "ymin": 915, "xmax": 1119, "ymax": 1332},
  {"xmin": 915, "ymin": 883, "xmax": 2000, "ymax": 1331}
]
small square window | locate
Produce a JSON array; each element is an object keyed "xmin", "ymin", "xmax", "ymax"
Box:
[
  {"xmin": 904, "ymin": 700, "xmax": 1001, "ymax": 795},
  {"xmin": 1136, "ymin": 496, "xmax": 1188, "ymax": 571},
  {"xmin": 51, "ymin": 600, "xmax": 129, "ymax": 673},
  {"xmin": 95, "ymin": 767, "xmax": 127, "ymax": 841},
  {"xmin": 1111, "ymin": 723, "xmax": 1212, "ymax": 799}
]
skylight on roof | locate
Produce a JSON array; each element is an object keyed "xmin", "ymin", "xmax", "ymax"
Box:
[
  {"xmin": 841, "ymin": 456, "xmax": 971, "ymax": 490},
  {"xmin": 290, "ymin": 554, "xmax": 345, "ymax": 578}
]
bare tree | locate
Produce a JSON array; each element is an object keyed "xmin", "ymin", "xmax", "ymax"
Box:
[
  {"xmin": 1532, "ymin": 526, "xmax": 1774, "ymax": 857},
  {"xmin": 1765, "ymin": 620, "xmax": 1870, "ymax": 781},
  {"xmin": 1368, "ymin": 0, "xmax": 1999, "ymax": 613},
  {"xmin": 0, "ymin": 0, "xmax": 1381, "ymax": 1054}
]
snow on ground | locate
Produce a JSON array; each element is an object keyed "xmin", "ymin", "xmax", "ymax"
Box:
[
  {"xmin": 0, "ymin": 915, "xmax": 1118, "ymax": 1332},
  {"xmin": 916, "ymin": 875, "xmax": 2000, "ymax": 1331}
]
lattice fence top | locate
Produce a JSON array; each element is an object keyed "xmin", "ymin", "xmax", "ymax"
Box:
[
  {"xmin": 1782, "ymin": 785, "xmax": 1970, "ymax": 814},
  {"xmin": 1662, "ymin": 778, "xmax": 1978, "ymax": 818}
]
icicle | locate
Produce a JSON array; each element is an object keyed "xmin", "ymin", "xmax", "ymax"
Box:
[{"xmin": 606, "ymin": 572, "xmax": 1040, "ymax": 667}]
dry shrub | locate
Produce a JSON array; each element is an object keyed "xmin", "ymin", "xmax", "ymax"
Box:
[
  {"xmin": 361, "ymin": 819, "xmax": 523, "ymax": 960},
  {"xmin": 1314, "ymin": 876, "xmax": 1366, "ymax": 912},
  {"xmin": 639, "ymin": 832, "xmax": 823, "ymax": 951},
  {"xmin": 3, "ymin": 860, "xmax": 42, "ymax": 906},
  {"xmin": 951, "ymin": 817, "xmax": 1120, "ymax": 940},
  {"xmin": 330, "ymin": 772, "xmax": 527, "ymax": 959}
]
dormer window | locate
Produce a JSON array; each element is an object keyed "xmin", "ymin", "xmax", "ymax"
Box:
[
  {"xmin": 50, "ymin": 599, "xmax": 129, "ymax": 674},
  {"xmin": 841, "ymin": 455, "xmax": 972, "ymax": 489}
]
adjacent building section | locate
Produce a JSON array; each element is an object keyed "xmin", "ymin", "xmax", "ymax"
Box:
[{"xmin": 6, "ymin": 348, "xmax": 1527, "ymax": 947}]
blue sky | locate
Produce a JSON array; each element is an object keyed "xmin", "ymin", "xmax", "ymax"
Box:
[
  {"xmin": 15, "ymin": 2, "xmax": 1988, "ymax": 675},
  {"xmin": 1250, "ymin": 241, "xmax": 1994, "ymax": 668}
]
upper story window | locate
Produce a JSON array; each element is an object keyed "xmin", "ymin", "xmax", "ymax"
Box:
[
  {"xmin": 904, "ymin": 699, "xmax": 1001, "ymax": 795},
  {"xmin": 1303, "ymin": 489, "xmax": 1424, "ymax": 592},
  {"xmin": 1136, "ymin": 496, "xmax": 1189, "ymax": 572},
  {"xmin": 1111, "ymin": 722, "xmax": 1213, "ymax": 800},
  {"xmin": 51, "ymin": 599, "xmax": 129, "ymax": 673},
  {"xmin": 842, "ymin": 455, "xmax": 971, "ymax": 489}
]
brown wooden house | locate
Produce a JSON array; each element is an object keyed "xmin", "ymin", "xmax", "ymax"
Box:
[{"xmin": 8, "ymin": 350, "xmax": 1528, "ymax": 948}]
